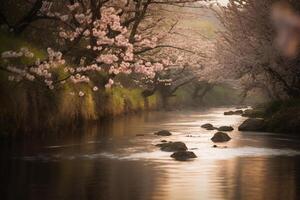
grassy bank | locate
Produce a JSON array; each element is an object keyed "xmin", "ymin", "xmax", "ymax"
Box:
[
  {"xmin": 0, "ymin": 79, "xmax": 164, "ymax": 135},
  {"xmin": 262, "ymin": 99, "xmax": 300, "ymax": 134},
  {"xmin": 0, "ymin": 33, "xmax": 164, "ymax": 135},
  {"xmin": 245, "ymin": 99, "xmax": 300, "ymax": 134}
]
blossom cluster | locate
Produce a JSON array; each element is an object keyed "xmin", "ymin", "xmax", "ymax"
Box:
[
  {"xmin": 135, "ymin": 37, "xmax": 158, "ymax": 48},
  {"xmin": 1, "ymin": 0, "xmax": 173, "ymax": 97},
  {"xmin": 70, "ymin": 74, "xmax": 90, "ymax": 84},
  {"xmin": 1, "ymin": 47, "xmax": 34, "ymax": 58},
  {"xmin": 134, "ymin": 61, "xmax": 165, "ymax": 79},
  {"xmin": 51, "ymin": 3, "xmax": 165, "ymax": 81},
  {"xmin": 2, "ymin": 47, "xmax": 65, "ymax": 89}
]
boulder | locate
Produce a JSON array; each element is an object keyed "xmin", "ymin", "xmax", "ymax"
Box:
[
  {"xmin": 170, "ymin": 151, "xmax": 197, "ymax": 161},
  {"xmin": 218, "ymin": 126, "xmax": 234, "ymax": 132},
  {"xmin": 156, "ymin": 141, "xmax": 188, "ymax": 152},
  {"xmin": 224, "ymin": 111, "xmax": 234, "ymax": 115},
  {"xmin": 211, "ymin": 132, "xmax": 231, "ymax": 142},
  {"xmin": 235, "ymin": 110, "xmax": 244, "ymax": 115},
  {"xmin": 238, "ymin": 118, "xmax": 266, "ymax": 131},
  {"xmin": 224, "ymin": 110, "xmax": 244, "ymax": 115},
  {"xmin": 201, "ymin": 123, "xmax": 216, "ymax": 130},
  {"xmin": 154, "ymin": 130, "xmax": 172, "ymax": 136},
  {"xmin": 265, "ymin": 107, "xmax": 300, "ymax": 133},
  {"xmin": 242, "ymin": 109, "xmax": 264, "ymax": 118},
  {"xmin": 161, "ymin": 140, "xmax": 167, "ymax": 143}
]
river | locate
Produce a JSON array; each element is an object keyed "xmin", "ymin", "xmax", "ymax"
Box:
[{"xmin": 1, "ymin": 107, "xmax": 300, "ymax": 200}]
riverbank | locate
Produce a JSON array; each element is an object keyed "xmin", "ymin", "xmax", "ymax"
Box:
[
  {"xmin": 0, "ymin": 33, "xmax": 163, "ymax": 136},
  {"xmin": 0, "ymin": 82, "xmax": 164, "ymax": 136},
  {"xmin": 239, "ymin": 99, "xmax": 300, "ymax": 134}
]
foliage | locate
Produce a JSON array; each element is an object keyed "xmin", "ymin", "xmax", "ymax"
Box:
[
  {"xmin": 262, "ymin": 99, "xmax": 300, "ymax": 133},
  {"xmin": 214, "ymin": 0, "xmax": 300, "ymax": 99},
  {"xmin": 0, "ymin": 0, "xmax": 210, "ymax": 94}
]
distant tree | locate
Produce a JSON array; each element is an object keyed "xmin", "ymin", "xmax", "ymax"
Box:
[{"xmin": 214, "ymin": 0, "xmax": 300, "ymax": 99}]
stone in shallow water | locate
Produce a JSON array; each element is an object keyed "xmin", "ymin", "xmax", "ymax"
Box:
[
  {"xmin": 171, "ymin": 151, "xmax": 197, "ymax": 161},
  {"xmin": 211, "ymin": 132, "xmax": 231, "ymax": 143},
  {"xmin": 242, "ymin": 109, "xmax": 265, "ymax": 118},
  {"xmin": 238, "ymin": 118, "xmax": 265, "ymax": 131},
  {"xmin": 218, "ymin": 126, "xmax": 234, "ymax": 132},
  {"xmin": 154, "ymin": 130, "xmax": 172, "ymax": 136},
  {"xmin": 156, "ymin": 141, "xmax": 188, "ymax": 152},
  {"xmin": 201, "ymin": 123, "xmax": 216, "ymax": 130},
  {"xmin": 186, "ymin": 134, "xmax": 197, "ymax": 137},
  {"xmin": 224, "ymin": 110, "xmax": 243, "ymax": 115}
]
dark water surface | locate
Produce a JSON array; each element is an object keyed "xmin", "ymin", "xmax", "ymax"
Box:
[{"xmin": 1, "ymin": 107, "xmax": 300, "ymax": 200}]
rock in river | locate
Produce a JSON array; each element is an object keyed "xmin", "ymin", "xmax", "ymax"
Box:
[
  {"xmin": 242, "ymin": 109, "xmax": 264, "ymax": 118},
  {"xmin": 224, "ymin": 110, "xmax": 243, "ymax": 115},
  {"xmin": 170, "ymin": 151, "xmax": 197, "ymax": 161},
  {"xmin": 154, "ymin": 130, "xmax": 172, "ymax": 136},
  {"xmin": 211, "ymin": 132, "xmax": 231, "ymax": 142},
  {"xmin": 238, "ymin": 118, "xmax": 265, "ymax": 131},
  {"xmin": 218, "ymin": 126, "xmax": 234, "ymax": 132},
  {"xmin": 156, "ymin": 141, "xmax": 188, "ymax": 152},
  {"xmin": 201, "ymin": 123, "xmax": 216, "ymax": 130}
]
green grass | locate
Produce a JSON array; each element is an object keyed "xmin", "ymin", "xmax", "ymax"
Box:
[
  {"xmin": 104, "ymin": 87, "xmax": 161, "ymax": 115},
  {"xmin": 148, "ymin": 92, "xmax": 162, "ymax": 109},
  {"xmin": 0, "ymin": 31, "xmax": 165, "ymax": 135},
  {"xmin": 0, "ymin": 32, "xmax": 45, "ymax": 60},
  {"xmin": 170, "ymin": 85, "xmax": 194, "ymax": 106}
]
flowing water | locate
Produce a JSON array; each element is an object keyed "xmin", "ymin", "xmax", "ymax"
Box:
[{"xmin": 1, "ymin": 107, "xmax": 300, "ymax": 200}]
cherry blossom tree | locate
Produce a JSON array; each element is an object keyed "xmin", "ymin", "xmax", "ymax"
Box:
[
  {"xmin": 132, "ymin": 4, "xmax": 221, "ymax": 106},
  {"xmin": 1, "ymin": 0, "xmax": 211, "ymax": 98}
]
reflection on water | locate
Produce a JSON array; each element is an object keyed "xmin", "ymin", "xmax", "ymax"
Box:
[{"xmin": 1, "ymin": 107, "xmax": 300, "ymax": 200}]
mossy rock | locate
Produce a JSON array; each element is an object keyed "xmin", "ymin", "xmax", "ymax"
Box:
[
  {"xmin": 211, "ymin": 132, "xmax": 231, "ymax": 142},
  {"xmin": 224, "ymin": 110, "xmax": 243, "ymax": 115},
  {"xmin": 201, "ymin": 123, "xmax": 217, "ymax": 130},
  {"xmin": 217, "ymin": 126, "xmax": 234, "ymax": 132},
  {"xmin": 171, "ymin": 151, "xmax": 197, "ymax": 161},
  {"xmin": 238, "ymin": 118, "xmax": 266, "ymax": 132},
  {"xmin": 265, "ymin": 107, "xmax": 300, "ymax": 133},
  {"xmin": 154, "ymin": 130, "xmax": 172, "ymax": 136},
  {"xmin": 156, "ymin": 141, "xmax": 187, "ymax": 152},
  {"xmin": 242, "ymin": 109, "xmax": 265, "ymax": 118}
]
